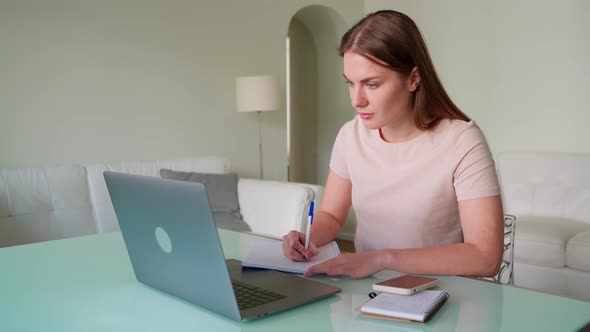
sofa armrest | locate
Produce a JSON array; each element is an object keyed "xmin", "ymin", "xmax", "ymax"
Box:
[
  {"xmin": 289, "ymin": 182, "xmax": 324, "ymax": 208},
  {"xmin": 237, "ymin": 179, "xmax": 315, "ymax": 239}
]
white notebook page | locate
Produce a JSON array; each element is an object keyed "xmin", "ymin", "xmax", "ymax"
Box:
[{"xmin": 241, "ymin": 240, "xmax": 340, "ymax": 273}]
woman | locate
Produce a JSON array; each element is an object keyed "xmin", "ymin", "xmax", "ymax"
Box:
[{"xmin": 282, "ymin": 10, "xmax": 504, "ymax": 279}]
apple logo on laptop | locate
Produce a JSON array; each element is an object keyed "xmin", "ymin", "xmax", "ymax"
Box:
[{"xmin": 155, "ymin": 226, "xmax": 172, "ymax": 254}]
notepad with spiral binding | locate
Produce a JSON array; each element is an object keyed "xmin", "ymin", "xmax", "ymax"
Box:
[{"xmin": 358, "ymin": 290, "xmax": 449, "ymax": 323}]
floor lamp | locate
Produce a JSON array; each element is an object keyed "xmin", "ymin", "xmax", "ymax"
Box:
[{"xmin": 235, "ymin": 75, "xmax": 280, "ymax": 179}]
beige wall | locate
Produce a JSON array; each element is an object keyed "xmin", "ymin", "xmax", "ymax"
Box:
[
  {"xmin": 0, "ymin": 0, "xmax": 363, "ymax": 181},
  {"xmin": 365, "ymin": 0, "xmax": 590, "ymax": 156}
]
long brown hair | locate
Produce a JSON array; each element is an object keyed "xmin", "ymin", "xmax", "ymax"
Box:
[{"xmin": 339, "ymin": 10, "xmax": 470, "ymax": 129}]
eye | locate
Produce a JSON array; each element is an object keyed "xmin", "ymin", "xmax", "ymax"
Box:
[{"xmin": 367, "ymin": 82, "xmax": 379, "ymax": 89}]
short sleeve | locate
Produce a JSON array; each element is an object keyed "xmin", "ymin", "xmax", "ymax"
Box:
[
  {"xmin": 329, "ymin": 124, "xmax": 350, "ymax": 179},
  {"xmin": 453, "ymin": 124, "xmax": 500, "ymax": 201}
]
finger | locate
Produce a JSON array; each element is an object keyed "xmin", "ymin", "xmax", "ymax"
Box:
[
  {"xmin": 282, "ymin": 231, "xmax": 306, "ymax": 261},
  {"xmin": 294, "ymin": 231, "xmax": 316, "ymax": 260},
  {"xmin": 305, "ymin": 242, "xmax": 319, "ymax": 259},
  {"xmin": 304, "ymin": 261, "xmax": 329, "ymax": 277},
  {"xmin": 284, "ymin": 247, "xmax": 305, "ymax": 261},
  {"xmin": 286, "ymin": 230, "xmax": 302, "ymax": 246},
  {"xmin": 290, "ymin": 251, "xmax": 306, "ymax": 262},
  {"xmin": 282, "ymin": 240, "xmax": 305, "ymax": 261},
  {"xmin": 304, "ymin": 266, "xmax": 317, "ymax": 277},
  {"xmin": 297, "ymin": 231, "xmax": 307, "ymax": 243},
  {"xmin": 288, "ymin": 232, "xmax": 307, "ymax": 255}
]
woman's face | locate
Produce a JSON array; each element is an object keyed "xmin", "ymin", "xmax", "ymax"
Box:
[{"xmin": 343, "ymin": 51, "xmax": 416, "ymax": 132}]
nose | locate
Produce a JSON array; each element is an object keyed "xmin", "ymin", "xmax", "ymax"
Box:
[{"xmin": 350, "ymin": 86, "xmax": 368, "ymax": 108}]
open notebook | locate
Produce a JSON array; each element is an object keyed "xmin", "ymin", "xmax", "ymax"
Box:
[
  {"xmin": 241, "ymin": 241, "xmax": 340, "ymax": 273},
  {"xmin": 359, "ymin": 290, "xmax": 449, "ymax": 323}
]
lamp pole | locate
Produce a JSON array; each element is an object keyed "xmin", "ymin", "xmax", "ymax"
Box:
[
  {"xmin": 257, "ymin": 111, "xmax": 263, "ymax": 179},
  {"xmin": 235, "ymin": 75, "xmax": 279, "ymax": 180}
]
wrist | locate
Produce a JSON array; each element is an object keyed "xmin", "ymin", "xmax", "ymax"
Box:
[{"xmin": 376, "ymin": 249, "xmax": 394, "ymax": 271}]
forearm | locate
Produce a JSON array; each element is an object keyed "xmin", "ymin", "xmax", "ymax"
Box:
[
  {"xmin": 380, "ymin": 242, "xmax": 502, "ymax": 277},
  {"xmin": 309, "ymin": 211, "xmax": 344, "ymax": 247}
]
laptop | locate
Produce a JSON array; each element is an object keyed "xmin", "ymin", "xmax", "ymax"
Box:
[{"xmin": 103, "ymin": 171, "xmax": 341, "ymax": 321}]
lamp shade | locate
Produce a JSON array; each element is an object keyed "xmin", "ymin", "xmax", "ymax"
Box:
[{"xmin": 235, "ymin": 75, "xmax": 280, "ymax": 112}]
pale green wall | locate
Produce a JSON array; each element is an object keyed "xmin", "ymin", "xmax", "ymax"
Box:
[
  {"xmin": 10, "ymin": 0, "xmax": 585, "ymax": 242},
  {"xmin": 364, "ymin": 0, "xmax": 590, "ymax": 156},
  {"xmin": 0, "ymin": 0, "xmax": 363, "ymax": 181}
]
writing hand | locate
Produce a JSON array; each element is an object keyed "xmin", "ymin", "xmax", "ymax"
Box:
[{"xmin": 282, "ymin": 230, "xmax": 318, "ymax": 262}]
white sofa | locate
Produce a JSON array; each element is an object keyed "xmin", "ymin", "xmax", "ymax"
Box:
[
  {"xmin": 0, "ymin": 156, "xmax": 323, "ymax": 247},
  {"xmin": 498, "ymin": 152, "xmax": 590, "ymax": 301}
]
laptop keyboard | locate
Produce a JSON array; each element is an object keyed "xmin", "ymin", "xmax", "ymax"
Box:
[{"xmin": 231, "ymin": 281, "xmax": 286, "ymax": 310}]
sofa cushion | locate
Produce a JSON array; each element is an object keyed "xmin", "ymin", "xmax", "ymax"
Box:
[
  {"xmin": 567, "ymin": 230, "xmax": 590, "ymax": 272},
  {"xmin": 498, "ymin": 152, "xmax": 590, "ymax": 223},
  {"xmin": 86, "ymin": 156, "xmax": 229, "ymax": 233},
  {"xmin": 0, "ymin": 166, "xmax": 96, "ymax": 247},
  {"xmin": 160, "ymin": 169, "xmax": 251, "ymax": 232},
  {"xmin": 514, "ymin": 216, "xmax": 590, "ymax": 268}
]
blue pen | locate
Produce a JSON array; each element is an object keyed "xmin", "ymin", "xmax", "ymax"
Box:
[{"xmin": 303, "ymin": 201, "xmax": 314, "ymax": 260}]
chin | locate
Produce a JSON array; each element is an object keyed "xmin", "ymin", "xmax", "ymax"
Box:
[{"xmin": 359, "ymin": 119, "xmax": 381, "ymax": 130}]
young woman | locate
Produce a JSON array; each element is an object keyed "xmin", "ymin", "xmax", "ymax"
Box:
[{"xmin": 282, "ymin": 10, "xmax": 504, "ymax": 279}]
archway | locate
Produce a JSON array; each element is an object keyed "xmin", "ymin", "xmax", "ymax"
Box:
[{"xmin": 286, "ymin": 5, "xmax": 348, "ymax": 185}]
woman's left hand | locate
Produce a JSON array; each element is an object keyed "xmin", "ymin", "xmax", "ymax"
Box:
[{"xmin": 304, "ymin": 251, "xmax": 387, "ymax": 279}]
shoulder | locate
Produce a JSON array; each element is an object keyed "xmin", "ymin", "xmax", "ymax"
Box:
[{"xmin": 436, "ymin": 119, "xmax": 487, "ymax": 144}]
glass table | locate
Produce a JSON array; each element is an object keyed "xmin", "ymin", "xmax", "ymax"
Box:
[{"xmin": 1, "ymin": 230, "xmax": 589, "ymax": 331}]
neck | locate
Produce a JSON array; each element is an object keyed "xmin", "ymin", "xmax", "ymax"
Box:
[{"xmin": 379, "ymin": 117, "xmax": 421, "ymax": 143}]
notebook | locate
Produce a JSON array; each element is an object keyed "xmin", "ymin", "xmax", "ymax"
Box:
[
  {"xmin": 242, "ymin": 240, "xmax": 340, "ymax": 273},
  {"xmin": 359, "ymin": 290, "xmax": 449, "ymax": 323},
  {"xmin": 103, "ymin": 171, "xmax": 341, "ymax": 322}
]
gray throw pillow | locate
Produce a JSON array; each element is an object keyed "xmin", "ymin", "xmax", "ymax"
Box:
[{"xmin": 160, "ymin": 169, "xmax": 251, "ymax": 232}]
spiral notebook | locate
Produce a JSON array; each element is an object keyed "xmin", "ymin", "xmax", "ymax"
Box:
[{"xmin": 358, "ymin": 290, "xmax": 449, "ymax": 323}]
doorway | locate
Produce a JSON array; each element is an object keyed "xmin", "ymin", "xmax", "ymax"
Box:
[{"xmin": 286, "ymin": 5, "xmax": 348, "ymax": 186}]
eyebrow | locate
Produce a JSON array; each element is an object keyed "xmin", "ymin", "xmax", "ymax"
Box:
[{"xmin": 342, "ymin": 74, "xmax": 383, "ymax": 83}]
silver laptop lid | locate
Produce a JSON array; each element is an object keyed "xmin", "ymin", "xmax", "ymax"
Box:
[{"xmin": 104, "ymin": 171, "xmax": 241, "ymax": 321}]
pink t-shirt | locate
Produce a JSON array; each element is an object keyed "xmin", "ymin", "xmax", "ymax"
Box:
[{"xmin": 329, "ymin": 116, "xmax": 500, "ymax": 253}]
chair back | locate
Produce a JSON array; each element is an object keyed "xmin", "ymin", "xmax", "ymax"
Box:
[{"xmin": 484, "ymin": 214, "xmax": 516, "ymax": 284}]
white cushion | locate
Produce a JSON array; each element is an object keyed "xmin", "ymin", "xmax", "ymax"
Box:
[
  {"xmin": 238, "ymin": 179, "xmax": 312, "ymax": 239},
  {"xmin": 567, "ymin": 230, "xmax": 590, "ymax": 272},
  {"xmin": 2, "ymin": 168, "xmax": 52, "ymax": 215},
  {"xmin": 86, "ymin": 156, "xmax": 229, "ymax": 233},
  {"xmin": 514, "ymin": 216, "xmax": 590, "ymax": 267},
  {"xmin": 0, "ymin": 166, "xmax": 95, "ymax": 247},
  {"xmin": 498, "ymin": 152, "xmax": 590, "ymax": 224}
]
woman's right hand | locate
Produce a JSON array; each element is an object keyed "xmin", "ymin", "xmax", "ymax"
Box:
[{"xmin": 282, "ymin": 230, "xmax": 318, "ymax": 262}]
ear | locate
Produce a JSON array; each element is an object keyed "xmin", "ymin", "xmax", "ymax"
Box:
[{"xmin": 408, "ymin": 67, "xmax": 421, "ymax": 92}]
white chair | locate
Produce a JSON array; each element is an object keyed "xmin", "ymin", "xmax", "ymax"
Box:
[{"xmin": 483, "ymin": 214, "xmax": 516, "ymax": 284}]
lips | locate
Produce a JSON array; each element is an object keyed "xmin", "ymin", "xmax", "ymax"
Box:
[{"xmin": 358, "ymin": 112, "xmax": 374, "ymax": 120}]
